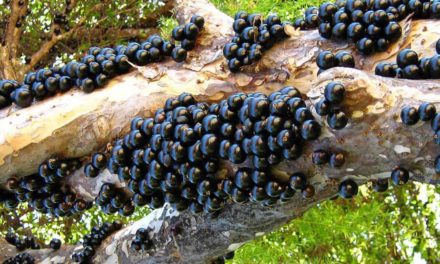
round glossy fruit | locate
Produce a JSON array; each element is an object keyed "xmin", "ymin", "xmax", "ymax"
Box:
[
  {"xmin": 312, "ymin": 149, "xmax": 330, "ymax": 165},
  {"xmin": 289, "ymin": 172, "xmax": 307, "ymax": 190},
  {"xmin": 391, "ymin": 166, "xmax": 409, "ymax": 185},
  {"xmin": 330, "ymin": 152, "xmax": 345, "ymax": 168},
  {"xmin": 373, "ymin": 178, "xmax": 388, "ymax": 192},
  {"xmin": 319, "ymin": 23, "xmax": 332, "ymax": 38},
  {"xmin": 418, "ymin": 103, "xmax": 436, "ymax": 121},
  {"xmin": 400, "ymin": 106, "xmax": 419, "ymax": 125},
  {"xmin": 316, "ymin": 51, "xmax": 336, "ymax": 70},
  {"xmin": 171, "ymin": 47, "xmax": 187, "ymax": 63},
  {"xmin": 356, "ymin": 38, "xmax": 374, "ymax": 54},
  {"xmin": 384, "ymin": 22, "xmax": 402, "ymax": 41},
  {"xmin": 315, "ymin": 98, "xmax": 331, "ymax": 116},
  {"xmin": 327, "ymin": 111, "xmax": 348, "ymax": 130},
  {"xmin": 396, "ymin": 49, "xmax": 419, "ymax": 69},
  {"xmin": 375, "ymin": 62, "xmax": 395, "ymax": 77},
  {"xmin": 338, "ymin": 179, "xmax": 358, "ymax": 199},
  {"xmin": 429, "ymin": 55, "xmax": 440, "ymax": 78},
  {"xmin": 332, "ymin": 23, "xmax": 347, "ymax": 39},
  {"xmin": 347, "ymin": 22, "xmax": 365, "ymax": 42},
  {"xmin": 324, "ymin": 82, "xmax": 345, "ymax": 104},
  {"xmin": 335, "ymin": 51, "xmax": 355, "ymax": 68},
  {"xmin": 49, "ymin": 238, "xmax": 61, "ymax": 250},
  {"xmin": 402, "ymin": 65, "xmax": 421, "ymax": 79}
]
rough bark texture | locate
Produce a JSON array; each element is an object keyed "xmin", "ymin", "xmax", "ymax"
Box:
[{"xmin": 0, "ymin": 0, "xmax": 439, "ymax": 263}]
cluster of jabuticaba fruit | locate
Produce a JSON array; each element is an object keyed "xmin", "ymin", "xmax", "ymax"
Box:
[
  {"xmin": 5, "ymin": 232, "xmax": 40, "ymax": 251},
  {"xmin": 82, "ymin": 79, "xmax": 419, "ymax": 218},
  {"xmin": 401, "ymin": 102, "xmax": 440, "ymax": 173},
  {"xmin": 0, "ymin": 15, "xmax": 204, "ymax": 110},
  {"xmin": 223, "ymin": 12, "xmax": 289, "ymax": 72},
  {"xmin": 375, "ymin": 42, "xmax": 440, "ymax": 79},
  {"xmin": 71, "ymin": 221, "xmax": 122, "ymax": 263},
  {"xmin": 3, "ymin": 158, "xmax": 93, "ymax": 217},
  {"xmin": 316, "ymin": 50, "xmax": 356, "ymax": 73},
  {"xmin": 3, "ymin": 252, "xmax": 35, "ymax": 264}
]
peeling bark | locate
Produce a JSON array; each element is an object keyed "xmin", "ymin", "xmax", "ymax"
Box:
[{"xmin": 0, "ymin": 0, "xmax": 439, "ymax": 263}]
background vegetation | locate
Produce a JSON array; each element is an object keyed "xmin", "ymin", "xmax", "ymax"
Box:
[{"xmin": 0, "ymin": 0, "xmax": 439, "ymax": 263}]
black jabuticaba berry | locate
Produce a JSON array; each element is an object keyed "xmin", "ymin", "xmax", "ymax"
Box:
[
  {"xmin": 300, "ymin": 120, "xmax": 321, "ymax": 141},
  {"xmin": 49, "ymin": 238, "xmax": 62, "ymax": 250},
  {"xmin": 327, "ymin": 111, "xmax": 348, "ymax": 130},
  {"xmin": 319, "ymin": 22, "xmax": 332, "ymax": 38},
  {"xmin": 264, "ymin": 181, "xmax": 284, "ymax": 198},
  {"xmin": 397, "ymin": 49, "xmax": 419, "ymax": 69},
  {"xmin": 319, "ymin": 3, "xmax": 338, "ymax": 21},
  {"xmin": 375, "ymin": 62, "xmax": 395, "ymax": 77},
  {"xmin": 345, "ymin": 0, "xmax": 366, "ymax": 13},
  {"xmin": 84, "ymin": 163, "xmax": 99, "ymax": 178},
  {"xmin": 7, "ymin": 177, "xmax": 19, "ymax": 190},
  {"xmin": 223, "ymin": 43, "xmax": 238, "ymax": 59},
  {"xmin": 400, "ymin": 106, "xmax": 419, "ymax": 125},
  {"xmin": 79, "ymin": 78, "xmax": 95, "ymax": 93},
  {"xmin": 91, "ymin": 153, "xmax": 107, "ymax": 170},
  {"xmin": 181, "ymin": 39, "xmax": 196, "ymax": 51},
  {"xmin": 430, "ymin": 55, "xmax": 440, "ymax": 78},
  {"xmin": 315, "ymin": 98, "xmax": 331, "ymax": 116},
  {"xmin": 373, "ymin": 178, "xmax": 389, "ymax": 192},
  {"xmin": 316, "ymin": 50, "xmax": 336, "ymax": 70},
  {"xmin": 402, "ymin": 65, "xmax": 421, "ymax": 79},
  {"xmin": 324, "ymin": 81, "xmax": 345, "ymax": 104},
  {"xmin": 333, "ymin": 10, "xmax": 350, "ymax": 24},
  {"xmin": 31, "ymin": 82, "xmax": 47, "ymax": 99},
  {"xmin": 171, "ymin": 47, "xmax": 187, "ymax": 63},
  {"xmin": 301, "ymin": 184, "xmax": 315, "ymax": 198},
  {"xmin": 12, "ymin": 86, "xmax": 33, "ymax": 108},
  {"xmin": 330, "ymin": 152, "xmax": 345, "ymax": 168},
  {"xmin": 294, "ymin": 18, "xmax": 307, "ymax": 30},
  {"xmin": 366, "ymin": 24, "xmax": 383, "ymax": 40},
  {"xmin": 375, "ymin": 38, "xmax": 390, "ymax": 52},
  {"xmin": 338, "ymin": 179, "xmax": 358, "ymax": 199},
  {"xmin": 391, "ymin": 166, "xmax": 409, "ymax": 185},
  {"xmin": 172, "ymin": 26, "xmax": 185, "ymax": 41},
  {"xmin": 190, "ymin": 15, "xmax": 205, "ymax": 29},
  {"xmin": 312, "ymin": 149, "xmax": 330, "ymax": 165},
  {"xmin": 332, "ymin": 23, "xmax": 347, "ymax": 39},
  {"xmin": 228, "ymin": 58, "xmax": 242, "ymax": 73},
  {"xmin": 418, "ymin": 102, "xmax": 436, "ymax": 121},
  {"xmin": 362, "ymin": 10, "xmax": 374, "ymax": 24},
  {"xmin": 351, "ymin": 10, "xmax": 364, "ymax": 23},
  {"xmin": 373, "ymin": 0, "xmax": 389, "ymax": 10},
  {"xmin": 335, "ymin": 51, "xmax": 355, "ymax": 68},
  {"xmin": 373, "ymin": 10, "xmax": 389, "ymax": 27},
  {"xmin": 233, "ymin": 18, "xmax": 247, "ymax": 34},
  {"xmin": 305, "ymin": 6, "xmax": 319, "ymax": 17},
  {"xmin": 384, "ymin": 22, "xmax": 402, "ymax": 42},
  {"xmin": 295, "ymin": 107, "xmax": 313, "ymax": 123},
  {"xmin": 356, "ymin": 38, "xmax": 374, "ymax": 54},
  {"xmin": 305, "ymin": 14, "xmax": 319, "ymax": 28},
  {"xmin": 289, "ymin": 172, "xmax": 307, "ymax": 190}
]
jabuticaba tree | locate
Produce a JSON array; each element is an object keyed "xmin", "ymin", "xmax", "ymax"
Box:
[{"xmin": 0, "ymin": 0, "xmax": 439, "ymax": 263}]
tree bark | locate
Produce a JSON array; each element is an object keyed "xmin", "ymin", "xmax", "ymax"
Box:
[{"xmin": 0, "ymin": 0, "xmax": 439, "ymax": 263}]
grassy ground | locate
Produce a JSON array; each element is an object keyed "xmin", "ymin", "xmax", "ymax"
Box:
[{"xmin": 210, "ymin": 0, "xmax": 327, "ymax": 21}]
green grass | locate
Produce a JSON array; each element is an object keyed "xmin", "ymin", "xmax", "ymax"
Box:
[
  {"xmin": 210, "ymin": 0, "xmax": 327, "ymax": 21},
  {"xmin": 229, "ymin": 183, "xmax": 440, "ymax": 263}
]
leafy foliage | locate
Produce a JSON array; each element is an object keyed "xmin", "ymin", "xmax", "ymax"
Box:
[{"xmin": 230, "ymin": 183, "xmax": 440, "ymax": 263}]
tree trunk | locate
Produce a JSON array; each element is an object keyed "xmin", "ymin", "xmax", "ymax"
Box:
[{"xmin": 0, "ymin": 0, "xmax": 439, "ymax": 263}]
